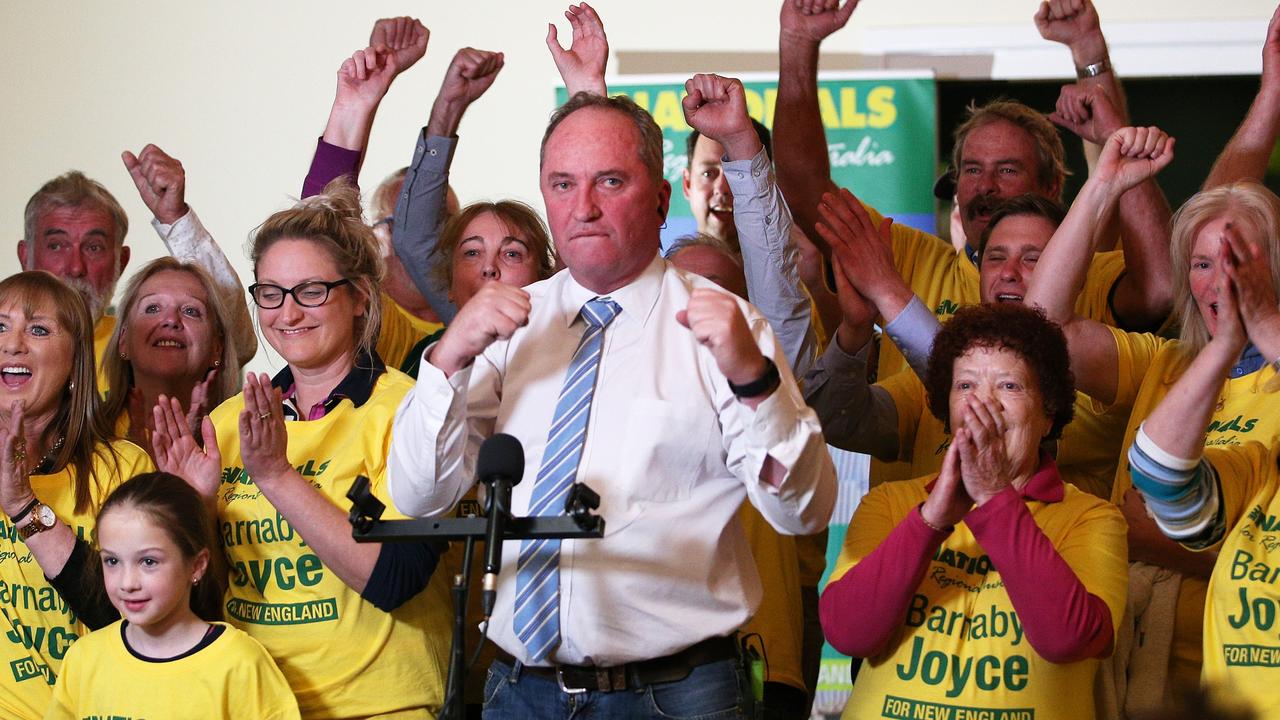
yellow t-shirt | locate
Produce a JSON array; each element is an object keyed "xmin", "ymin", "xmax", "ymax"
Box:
[
  {"xmin": 868, "ymin": 203, "xmax": 1125, "ymax": 487},
  {"xmin": 876, "ymin": 369, "xmax": 1127, "ymax": 501},
  {"xmin": 93, "ymin": 314, "xmax": 115, "ymax": 393},
  {"xmin": 209, "ymin": 369, "xmax": 451, "ymax": 719},
  {"xmin": 45, "ymin": 620, "xmax": 300, "ymax": 720},
  {"xmin": 376, "ymin": 294, "xmax": 443, "ymax": 372},
  {"xmin": 1107, "ymin": 330, "xmax": 1280, "ymax": 504},
  {"xmin": 1196, "ymin": 442, "xmax": 1280, "ymax": 720},
  {"xmin": 831, "ymin": 475, "xmax": 1128, "ymax": 720},
  {"xmin": 739, "ymin": 505, "xmax": 805, "ymax": 692},
  {"xmin": 0, "ymin": 439, "xmax": 152, "ymax": 720}
]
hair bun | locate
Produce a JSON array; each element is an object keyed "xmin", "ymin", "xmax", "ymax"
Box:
[{"xmin": 296, "ymin": 178, "xmax": 365, "ymax": 223}]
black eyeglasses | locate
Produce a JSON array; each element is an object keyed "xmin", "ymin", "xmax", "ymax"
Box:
[{"xmin": 248, "ymin": 279, "xmax": 352, "ymax": 309}]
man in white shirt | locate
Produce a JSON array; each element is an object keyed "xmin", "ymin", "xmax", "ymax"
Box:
[{"xmin": 389, "ymin": 86, "xmax": 835, "ymax": 717}]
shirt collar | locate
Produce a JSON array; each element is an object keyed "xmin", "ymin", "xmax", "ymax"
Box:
[
  {"xmin": 271, "ymin": 349, "xmax": 385, "ymax": 419},
  {"xmin": 557, "ymin": 254, "xmax": 664, "ymax": 328},
  {"xmin": 925, "ymin": 452, "xmax": 1064, "ymax": 504},
  {"xmin": 1233, "ymin": 342, "xmax": 1266, "ymax": 378}
]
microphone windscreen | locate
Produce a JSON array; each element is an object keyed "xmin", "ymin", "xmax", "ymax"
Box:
[{"xmin": 477, "ymin": 433, "xmax": 525, "ymax": 486}]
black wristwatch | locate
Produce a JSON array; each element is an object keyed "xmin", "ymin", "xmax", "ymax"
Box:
[{"xmin": 728, "ymin": 357, "xmax": 780, "ymax": 398}]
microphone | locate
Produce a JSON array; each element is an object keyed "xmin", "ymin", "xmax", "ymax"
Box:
[{"xmin": 478, "ymin": 433, "xmax": 524, "ymax": 619}]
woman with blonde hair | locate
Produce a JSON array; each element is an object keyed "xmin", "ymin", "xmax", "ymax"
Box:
[
  {"xmin": 153, "ymin": 179, "xmax": 452, "ymax": 719},
  {"xmin": 0, "ymin": 271, "xmax": 152, "ymax": 719},
  {"xmin": 100, "ymin": 257, "xmax": 244, "ymax": 451},
  {"xmin": 1027, "ymin": 130, "xmax": 1280, "ymax": 696}
]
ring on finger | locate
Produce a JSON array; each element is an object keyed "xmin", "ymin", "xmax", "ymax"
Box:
[{"xmin": 258, "ymin": 412, "xmax": 271, "ymax": 421}]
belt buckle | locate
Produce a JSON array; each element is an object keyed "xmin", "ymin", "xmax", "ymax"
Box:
[{"xmin": 556, "ymin": 666, "xmax": 589, "ymax": 695}]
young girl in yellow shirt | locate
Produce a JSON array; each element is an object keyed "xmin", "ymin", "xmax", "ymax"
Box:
[{"xmin": 45, "ymin": 473, "xmax": 299, "ymax": 720}]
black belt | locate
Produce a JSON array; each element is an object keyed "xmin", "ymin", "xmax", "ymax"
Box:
[{"xmin": 496, "ymin": 635, "xmax": 737, "ymax": 693}]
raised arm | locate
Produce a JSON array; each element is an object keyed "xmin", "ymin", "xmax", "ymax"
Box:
[
  {"xmin": 1051, "ymin": 84, "xmax": 1174, "ymax": 330},
  {"xmin": 1035, "ymin": 0, "xmax": 1128, "ymax": 124},
  {"xmin": 123, "ymin": 144, "xmax": 257, "ymax": 366},
  {"xmin": 1026, "ymin": 127, "xmax": 1173, "ymax": 403},
  {"xmin": 1205, "ymin": 4, "xmax": 1280, "ymax": 188},
  {"xmin": 801, "ymin": 189, "xmax": 906, "ymax": 460},
  {"xmin": 775, "ymin": 0, "xmax": 858, "ymax": 252},
  {"xmin": 1038, "ymin": 0, "xmax": 1178, "ymax": 328},
  {"xmin": 1129, "ymin": 260, "xmax": 1245, "ymax": 543},
  {"xmin": 327, "ymin": 19, "xmax": 426, "ymax": 155},
  {"xmin": 547, "ymin": 2, "xmax": 608, "ymax": 96},
  {"xmin": 681, "ymin": 73, "xmax": 817, "ymax": 373},
  {"xmin": 301, "ymin": 18, "xmax": 428, "ymax": 197},
  {"xmin": 390, "ymin": 49, "xmax": 504, "ymax": 327}
]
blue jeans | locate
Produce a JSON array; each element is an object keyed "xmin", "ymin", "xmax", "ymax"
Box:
[{"xmin": 481, "ymin": 656, "xmax": 750, "ymax": 719}]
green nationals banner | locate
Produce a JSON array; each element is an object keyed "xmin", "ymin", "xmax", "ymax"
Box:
[{"xmin": 556, "ymin": 71, "xmax": 938, "ymax": 244}]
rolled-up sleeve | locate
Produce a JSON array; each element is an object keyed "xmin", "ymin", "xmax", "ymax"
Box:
[{"xmin": 723, "ymin": 313, "xmax": 836, "ymax": 535}]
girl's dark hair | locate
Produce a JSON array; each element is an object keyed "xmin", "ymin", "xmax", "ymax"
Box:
[{"xmin": 96, "ymin": 472, "xmax": 224, "ymax": 622}]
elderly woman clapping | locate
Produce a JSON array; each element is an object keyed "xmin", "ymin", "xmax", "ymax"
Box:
[{"xmin": 820, "ymin": 303, "xmax": 1127, "ymax": 720}]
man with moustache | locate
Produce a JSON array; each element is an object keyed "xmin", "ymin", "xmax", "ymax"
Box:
[
  {"xmin": 18, "ymin": 171, "xmax": 131, "ymax": 363},
  {"xmin": 774, "ymin": 0, "xmax": 1174, "ymax": 385}
]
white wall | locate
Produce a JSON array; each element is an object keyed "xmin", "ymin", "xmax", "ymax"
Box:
[{"xmin": 2, "ymin": 1, "xmax": 1275, "ymax": 370}]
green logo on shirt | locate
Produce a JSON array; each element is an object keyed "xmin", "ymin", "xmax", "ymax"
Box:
[
  {"xmin": 226, "ymin": 597, "xmax": 338, "ymax": 625},
  {"xmin": 221, "ymin": 459, "xmax": 332, "ymax": 487},
  {"xmin": 893, "ymin": 636, "xmax": 1030, "ymax": 698},
  {"xmin": 1207, "ymin": 415, "xmax": 1259, "ymax": 434},
  {"xmin": 933, "ymin": 548, "xmax": 993, "ymax": 576},
  {"xmin": 882, "ymin": 694, "xmax": 1034, "ymax": 719},
  {"xmin": 8, "ymin": 656, "xmax": 53, "ymax": 685}
]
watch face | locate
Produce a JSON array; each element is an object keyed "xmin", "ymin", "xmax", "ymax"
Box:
[{"xmin": 35, "ymin": 505, "xmax": 54, "ymax": 527}]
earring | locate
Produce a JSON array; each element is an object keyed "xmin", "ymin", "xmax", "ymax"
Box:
[
  {"xmin": 213, "ymin": 359, "xmax": 222, "ymax": 368},
  {"xmin": 119, "ymin": 352, "xmax": 128, "ymax": 360},
  {"xmin": 192, "ymin": 575, "xmax": 200, "ymax": 585},
  {"xmin": 67, "ymin": 381, "xmax": 74, "ymax": 391}
]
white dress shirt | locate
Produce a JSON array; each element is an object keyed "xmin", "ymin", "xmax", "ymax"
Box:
[{"xmin": 389, "ymin": 256, "xmax": 835, "ymax": 666}]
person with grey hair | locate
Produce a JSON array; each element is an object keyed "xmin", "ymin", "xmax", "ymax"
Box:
[
  {"xmin": 18, "ymin": 171, "xmax": 131, "ymax": 365},
  {"xmin": 389, "ymin": 78, "xmax": 835, "ymax": 716},
  {"xmin": 17, "ymin": 146, "xmax": 255, "ymax": 377}
]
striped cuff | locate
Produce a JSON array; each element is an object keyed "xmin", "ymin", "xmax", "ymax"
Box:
[{"xmin": 1129, "ymin": 424, "xmax": 1220, "ymax": 542}]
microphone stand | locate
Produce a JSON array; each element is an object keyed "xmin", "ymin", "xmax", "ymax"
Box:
[{"xmin": 346, "ymin": 476, "xmax": 604, "ymax": 720}]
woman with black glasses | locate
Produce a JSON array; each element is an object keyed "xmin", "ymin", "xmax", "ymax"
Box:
[{"xmin": 151, "ymin": 179, "xmax": 452, "ymax": 719}]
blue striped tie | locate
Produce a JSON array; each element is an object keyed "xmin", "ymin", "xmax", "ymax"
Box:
[{"xmin": 513, "ymin": 297, "xmax": 620, "ymax": 662}]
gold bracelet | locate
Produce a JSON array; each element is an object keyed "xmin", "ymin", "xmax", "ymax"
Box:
[{"xmin": 918, "ymin": 507, "xmax": 950, "ymax": 533}]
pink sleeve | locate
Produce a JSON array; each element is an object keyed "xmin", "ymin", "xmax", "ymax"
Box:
[
  {"xmin": 819, "ymin": 506, "xmax": 948, "ymax": 657},
  {"xmin": 965, "ymin": 487, "xmax": 1114, "ymax": 663}
]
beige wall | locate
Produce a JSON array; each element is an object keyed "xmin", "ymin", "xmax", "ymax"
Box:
[{"xmin": 2, "ymin": 0, "xmax": 1274, "ymax": 370}]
